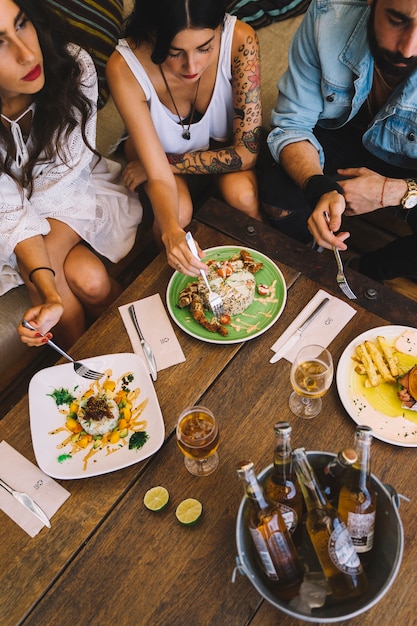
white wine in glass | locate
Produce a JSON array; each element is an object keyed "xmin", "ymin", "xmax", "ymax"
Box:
[
  {"xmin": 289, "ymin": 345, "xmax": 333, "ymax": 419},
  {"xmin": 176, "ymin": 406, "xmax": 219, "ymax": 476}
]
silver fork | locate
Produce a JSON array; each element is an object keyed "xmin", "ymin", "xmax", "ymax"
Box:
[
  {"xmin": 332, "ymin": 246, "xmax": 357, "ymax": 300},
  {"xmin": 185, "ymin": 232, "xmax": 225, "ymax": 318},
  {"xmin": 21, "ymin": 319, "xmax": 105, "ymax": 380},
  {"xmin": 323, "ymin": 212, "xmax": 357, "ymax": 300}
]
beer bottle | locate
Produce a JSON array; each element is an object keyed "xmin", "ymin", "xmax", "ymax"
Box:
[
  {"xmin": 292, "ymin": 448, "xmax": 368, "ymax": 601},
  {"xmin": 338, "ymin": 426, "xmax": 377, "ymax": 561},
  {"xmin": 264, "ymin": 421, "xmax": 303, "ymax": 543},
  {"xmin": 316, "ymin": 448, "xmax": 357, "ymax": 506},
  {"xmin": 236, "ymin": 460, "xmax": 304, "ymax": 599}
]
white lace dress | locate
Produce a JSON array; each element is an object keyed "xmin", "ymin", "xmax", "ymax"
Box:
[{"xmin": 0, "ymin": 45, "xmax": 143, "ymax": 296}]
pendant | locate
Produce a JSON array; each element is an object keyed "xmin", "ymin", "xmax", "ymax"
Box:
[{"xmin": 182, "ymin": 130, "xmax": 191, "ymax": 140}]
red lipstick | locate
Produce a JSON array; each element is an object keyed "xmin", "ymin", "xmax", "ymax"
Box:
[
  {"xmin": 22, "ymin": 65, "xmax": 41, "ymax": 82},
  {"xmin": 182, "ymin": 73, "xmax": 199, "ymax": 80}
]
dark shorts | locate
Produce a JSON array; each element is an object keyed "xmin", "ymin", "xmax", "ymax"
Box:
[{"xmin": 260, "ymin": 124, "xmax": 417, "ymax": 280}]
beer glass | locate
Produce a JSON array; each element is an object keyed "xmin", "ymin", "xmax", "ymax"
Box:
[
  {"xmin": 176, "ymin": 406, "xmax": 219, "ymax": 476},
  {"xmin": 289, "ymin": 345, "xmax": 333, "ymax": 419}
]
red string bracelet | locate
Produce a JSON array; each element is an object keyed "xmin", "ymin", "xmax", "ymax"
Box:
[{"xmin": 380, "ymin": 177, "xmax": 388, "ymax": 208}]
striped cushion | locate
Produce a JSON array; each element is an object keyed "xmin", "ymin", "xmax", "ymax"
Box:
[
  {"xmin": 46, "ymin": 0, "xmax": 124, "ymax": 108},
  {"xmin": 227, "ymin": 0, "xmax": 310, "ymax": 29}
]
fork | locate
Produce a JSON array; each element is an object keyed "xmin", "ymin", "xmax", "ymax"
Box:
[
  {"xmin": 332, "ymin": 246, "xmax": 357, "ymax": 300},
  {"xmin": 21, "ymin": 319, "xmax": 105, "ymax": 380},
  {"xmin": 323, "ymin": 212, "xmax": 357, "ymax": 300},
  {"xmin": 185, "ymin": 232, "xmax": 225, "ymax": 318}
]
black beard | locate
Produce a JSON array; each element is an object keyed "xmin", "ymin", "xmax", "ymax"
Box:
[{"xmin": 367, "ymin": 4, "xmax": 417, "ymax": 85}]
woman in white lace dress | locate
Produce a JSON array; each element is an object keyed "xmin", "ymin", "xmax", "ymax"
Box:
[
  {"xmin": 0, "ymin": 0, "xmax": 142, "ymax": 349},
  {"xmin": 106, "ymin": 0, "xmax": 262, "ymax": 276}
]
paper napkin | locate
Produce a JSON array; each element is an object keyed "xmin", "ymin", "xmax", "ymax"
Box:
[
  {"xmin": 270, "ymin": 289, "xmax": 356, "ymax": 363},
  {"xmin": 0, "ymin": 441, "xmax": 70, "ymax": 537},
  {"xmin": 119, "ymin": 293, "xmax": 185, "ymax": 373}
]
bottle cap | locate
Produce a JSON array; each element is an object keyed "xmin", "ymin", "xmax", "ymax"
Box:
[
  {"xmin": 236, "ymin": 459, "xmax": 254, "ymax": 474},
  {"xmin": 339, "ymin": 447, "xmax": 357, "ymax": 465}
]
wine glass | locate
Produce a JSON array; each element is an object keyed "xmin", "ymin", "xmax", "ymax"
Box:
[
  {"xmin": 176, "ymin": 406, "xmax": 220, "ymax": 476},
  {"xmin": 289, "ymin": 345, "xmax": 333, "ymax": 419}
]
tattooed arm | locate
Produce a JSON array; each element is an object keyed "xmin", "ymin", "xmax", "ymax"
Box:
[{"xmin": 166, "ymin": 20, "xmax": 262, "ymax": 175}]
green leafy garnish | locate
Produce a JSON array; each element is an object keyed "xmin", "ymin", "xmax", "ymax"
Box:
[
  {"xmin": 129, "ymin": 431, "xmax": 149, "ymax": 450},
  {"xmin": 47, "ymin": 387, "xmax": 75, "ymax": 406},
  {"xmin": 122, "ymin": 373, "xmax": 134, "ymax": 391}
]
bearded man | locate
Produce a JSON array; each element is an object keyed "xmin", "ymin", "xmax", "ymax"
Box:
[{"xmin": 261, "ymin": 0, "xmax": 417, "ymax": 282}]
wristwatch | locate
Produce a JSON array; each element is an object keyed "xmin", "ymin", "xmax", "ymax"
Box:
[{"xmin": 401, "ymin": 179, "xmax": 417, "ymax": 209}]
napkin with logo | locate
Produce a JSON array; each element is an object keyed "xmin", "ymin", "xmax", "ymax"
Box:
[
  {"xmin": 270, "ymin": 289, "xmax": 356, "ymax": 363},
  {"xmin": 119, "ymin": 293, "xmax": 185, "ymax": 372},
  {"xmin": 0, "ymin": 441, "xmax": 70, "ymax": 537}
]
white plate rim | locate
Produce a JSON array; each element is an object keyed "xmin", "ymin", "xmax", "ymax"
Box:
[
  {"xmin": 336, "ymin": 325, "xmax": 417, "ymax": 447},
  {"xmin": 166, "ymin": 245, "xmax": 287, "ymax": 344},
  {"xmin": 29, "ymin": 353, "xmax": 165, "ymax": 478}
]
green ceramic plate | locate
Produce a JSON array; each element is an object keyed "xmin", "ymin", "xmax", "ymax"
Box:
[{"xmin": 166, "ymin": 246, "xmax": 287, "ymax": 344}]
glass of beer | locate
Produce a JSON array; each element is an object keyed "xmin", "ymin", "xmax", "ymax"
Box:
[
  {"xmin": 176, "ymin": 406, "xmax": 219, "ymax": 476},
  {"xmin": 289, "ymin": 344, "xmax": 333, "ymax": 419}
]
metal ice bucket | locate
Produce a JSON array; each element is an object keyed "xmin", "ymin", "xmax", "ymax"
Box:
[{"xmin": 235, "ymin": 451, "xmax": 404, "ymax": 623}]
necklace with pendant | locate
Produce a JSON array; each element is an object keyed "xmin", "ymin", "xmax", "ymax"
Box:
[{"xmin": 159, "ymin": 65, "xmax": 200, "ymax": 140}]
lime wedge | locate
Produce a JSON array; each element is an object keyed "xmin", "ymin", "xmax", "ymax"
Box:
[
  {"xmin": 175, "ymin": 498, "xmax": 202, "ymax": 525},
  {"xmin": 143, "ymin": 486, "xmax": 169, "ymax": 511}
]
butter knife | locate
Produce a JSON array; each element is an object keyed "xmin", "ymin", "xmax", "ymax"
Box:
[
  {"xmin": 0, "ymin": 477, "xmax": 51, "ymax": 528},
  {"xmin": 270, "ymin": 297, "xmax": 330, "ymax": 363},
  {"xmin": 128, "ymin": 304, "xmax": 157, "ymax": 381}
]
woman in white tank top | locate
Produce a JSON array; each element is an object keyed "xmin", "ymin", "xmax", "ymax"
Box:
[{"xmin": 107, "ymin": 0, "xmax": 262, "ymax": 275}]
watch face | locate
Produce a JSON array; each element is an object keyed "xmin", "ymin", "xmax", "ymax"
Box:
[{"xmin": 404, "ymin": 195, "xmax": 417, "ymax": 209}]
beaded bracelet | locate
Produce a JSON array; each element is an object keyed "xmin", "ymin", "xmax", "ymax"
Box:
[
  {"xmin": 28, "ymin": 266, "xmax": 56, "ymax": 283},
  {"xmin": 303, "ymin": 174, "xmax": 344, "ymax": 209}
]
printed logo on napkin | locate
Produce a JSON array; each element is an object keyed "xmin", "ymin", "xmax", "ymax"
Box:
[{"xmin": 120, "ymin": 294, "xmax": 185, "ymax": 371}]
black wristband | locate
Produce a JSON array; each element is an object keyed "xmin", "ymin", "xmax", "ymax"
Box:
[
  {"xmin": 303, "ymin": 175, "xmax": 344, "ymax": 208},
  {"xmin": 28, "ymin": 266, "xmax": 56, "ymax": 283}
]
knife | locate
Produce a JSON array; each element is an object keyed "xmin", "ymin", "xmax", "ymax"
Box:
[
  {"xmin": 270, "ymin": 297, "xmax": 330, "ymax": 363},
  {"xmin": 128, "ymin": 305, "xmax": 158, "ymax": 381},
  {"xmin": 0, "ymin": 477, "xmax": 51, "ymax": 528}
]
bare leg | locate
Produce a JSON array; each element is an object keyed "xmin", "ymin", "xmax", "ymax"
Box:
[
  {"xmin": 64, "ymin": 243, "xmax": 122, "ymax": 318},
  {"xmin": 216, "ymin": 170, "xmax": 262, "ymax": 221}
]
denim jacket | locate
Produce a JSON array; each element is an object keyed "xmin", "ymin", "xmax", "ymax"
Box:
[{"xmin": 267, "ymin": 0, "xmax": 417, "ymax": 171}]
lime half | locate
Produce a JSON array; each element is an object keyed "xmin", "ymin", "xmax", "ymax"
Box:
[
  {"xmin": 143, "ymin": 486, "xmax": 169, "ymax": 511},
  {"xmin": 175, "ymin": 498, "xmax": 202, "ymax": 525}
]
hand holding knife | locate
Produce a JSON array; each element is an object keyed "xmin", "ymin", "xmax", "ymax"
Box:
[
  {"xmin": 270, "ymin": 297, "xmax": 330, "ymax": 363},
  {"xmin": 128, "ymin": 305, "xmax": 158, "ymax": 381}
]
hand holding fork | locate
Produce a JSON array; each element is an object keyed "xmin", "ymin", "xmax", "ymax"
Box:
[{"xmin": 324, "ymin": 212, "xmax": 357, "ymax": 300}]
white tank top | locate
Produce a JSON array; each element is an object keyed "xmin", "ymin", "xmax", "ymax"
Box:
[{"xmin": 115, "ymin": 14, "xmax": 236, "ymax": 153}]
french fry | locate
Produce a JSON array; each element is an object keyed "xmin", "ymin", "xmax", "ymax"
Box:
[
  {"xmin": 377, "ymin": 335, "xmax": 399, "ymax": 377},
  {"xmin": 356, "ymin": 343, "xmax": 380, "ymax": 387},
  {"xmin": 365, "ymin": 340, "xmax": 396, "ymax": 383}
]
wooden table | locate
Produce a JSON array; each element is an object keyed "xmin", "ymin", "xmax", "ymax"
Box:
[{"xmin": 1, "ymin": 219, "xmax": 416, "ymax": 626}]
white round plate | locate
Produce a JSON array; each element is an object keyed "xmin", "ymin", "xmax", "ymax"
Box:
[{"xmin": 336, "ymin": 325, "xmax": 417, "ymax": 447}]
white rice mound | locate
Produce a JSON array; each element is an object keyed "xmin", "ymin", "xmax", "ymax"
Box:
[
  {"xmin": 198, "ymin": 269, "xmax": 256, "ymax": 316},
  {"xmin": 78, "ymin": 396, "xmax": 119, "ymax": 436}
]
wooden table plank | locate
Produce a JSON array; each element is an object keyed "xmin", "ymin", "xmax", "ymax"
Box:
[
  {"xmin": 196, "ymin": 197, "xmax": 417, "ymax": 326},
  {"xmin": 0, "ymin": 223, "xmax": 299, "ymax": 626},
  {"xmin": 21, "ymin": 275, "xmax": 415, "ymax": 626}
]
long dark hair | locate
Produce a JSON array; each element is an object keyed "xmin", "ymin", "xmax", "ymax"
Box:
[
  {"xmin": 0, "ymin": 0, "xmax": 96, "ymax": 196},
  {"xmin": 124, "ymin": 0, "xmax": 227, "ymax": 64}
]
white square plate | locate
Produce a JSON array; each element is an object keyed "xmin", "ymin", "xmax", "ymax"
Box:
[{"xmin": 29, "ymin": 353, "xmax": 165, "ymax": 478}]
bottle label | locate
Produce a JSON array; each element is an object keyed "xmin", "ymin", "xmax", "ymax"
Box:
[
  {"xmin": 347, "ymin": 511, "xmax": 376, "ymax": 552},
  {"xmin": 328, "ymin": 522, "xmax": 362, "ymax": 574},
  {"xmin": 279, "ymin": 504, "xmax": 298, "ymax": 535},
  {"xmin": 249, "ymin": 528, "xmax": 279, "ymax": 579}
]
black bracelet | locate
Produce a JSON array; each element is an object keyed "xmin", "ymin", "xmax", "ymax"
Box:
[
  {"xmin": 303, "ymin": 175, "xmax": 344, "ymax": 208},
  {"xmin": 28, "ymin": 266, "xmax": 56, "ymax": 283}
]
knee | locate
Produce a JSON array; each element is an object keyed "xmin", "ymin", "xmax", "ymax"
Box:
[
  {"xmin": 67, "ymin": 265, "xmax": 111, "ymax": 302},
  {"xmin": 228, "ymin": 179, "xmax": 258, "ymax": 213}
]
